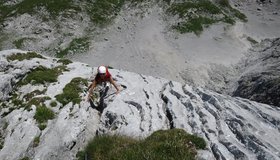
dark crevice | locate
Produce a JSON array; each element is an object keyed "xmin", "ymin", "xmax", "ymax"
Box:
[
  {"xmin": 225, "ymin": 117, "xmax": 274, "ymax": 160},
  {"xmin": 116, "ymin": 75, "xmax": 123, "ymax": 79},
  {"xmin": 211, "ymin": 143, "xmax": 227, "ymax": 160},
  {"xmin": 104, "ymin": 112, "xmax": 118, "ymax": 128},
  {"xmin": 203, "ymin": 103, "xmax": 219, "ymax": 120},
  {"xmin": 156, "ymin": 104, "xmax": 163, "ymax": 119},
  {"xmin": 69, "ymin": 141, "xmax": 76, "ymax": 150},
  {"xmin": 170, "ymin": 89, "xmax": 183, "ymax": 100},
  {"xmin": 159, "ymin": 82, "xmax": 175, "ymax": 129},
  {"xmin": 139, "ymin": 74, "xmax": 149, "ymax": 84},
  {"xmin": 120, "ymin": 84, "xmax": 127, "ymax": 89},
  {"xmin": 124, "ymin": 101, "xmax": 145, "ymax": 132},
  {"xmin": 146, "ymin": 102, "xmax": 153, "ymax": 132},
  {"xmin": 236, "ymin": 100, "xmax": 280, "ymax": 130},
  {"xmin": 182, "ymin": 85, "xmax": 197, "ymax": 100},
  {"xmin": 161, "ymin": 94, "xmax": 174, "ymax": 129},
  {"xmin": 219, "ymin": 140, "xmax": 248, "ymax": 160},
  {"xmin": 143, "ymin": 89, "xmax": 149, "ymax": 99}
]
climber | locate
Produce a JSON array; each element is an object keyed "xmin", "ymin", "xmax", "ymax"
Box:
[{"xmin": 87, "ymin": 65, "xmax": 120, "ymax": 103}]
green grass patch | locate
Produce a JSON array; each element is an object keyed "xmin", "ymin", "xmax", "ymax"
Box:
[
  {"xmin": 217, "ymin": 0, "xmax": 247, "ymax": 22},
  {"xmin": 0, "ymin": 0, "xmax": 80, "ymax": 22},
  {"xmin": 13, "ymin": 38, "xmax": 35, "ymax": 49},
  {"xmin": 23, "ymin": 89, "xmax": 47, "ymax": 101},
  {"xmin": 24, "ymin": 96, "xmax": 51, "ymax": 111},
  {"xmin": 7, "ymin": 52, "xmax": 45, "ymax": 62},
  {"xmin": 167, "ymin": 1, "xmax": 222, "ymax": 16},
  {"xmin": 55, "ymin": 77, "xmax": 88, "ymax": 106},
  {"xmin": 231, "ymin": 8, "xmax": 247, "ymax": 22},
  {"xmin": 166, "ymin": 0, "xmax": 247, "ymax": 34},
  {"xmin": 77, "ymin": 129, "xmax": 206, "ymax": 160},
  {"xmin": 19, "ymin": 66, "xmax": 67, "ymax": 85},
  {"xmin": 86, "ymin": 0, "xmax": 125, "ymax": 26},
  {"xmin": 57, "ymin": 58, "xmax": 73, "ymax": 65},
  {"xmin": 34, "ymin": 106, "xmax": 55, "ymax": 123},
  {"xmin": 174, "ymin": 16, "xmax": 216, "ymax": 35},
  {"xmin": 217, "ymin": 0, "xmax": 231, "ymax": 8},
  {"xmin": 56, "ymin": 38, "xmax": 90, "ymax": 58}
]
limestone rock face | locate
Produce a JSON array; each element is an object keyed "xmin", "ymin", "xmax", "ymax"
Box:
[
  {"xmin": 233, "ymin": 38, "xmax": 280, "ymax": 107},
  {"xmin": 0, "ymin": 50, "xmax": 280, "ymax": 160}
]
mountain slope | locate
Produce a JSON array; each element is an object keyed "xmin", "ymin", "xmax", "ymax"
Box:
[{"xmin": 0, "ymin": 50, "xmax": 280, "ymax": 160}]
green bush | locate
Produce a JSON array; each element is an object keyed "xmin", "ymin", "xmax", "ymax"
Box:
[
  {"xmin": 55, "ymin": 77, "xmax": 88, "ymax": 106},
  {"xmin": 34, "ymin": 106, "xmax": 55, "ymax": 123},
  {"xmin": 78, "ymin": 129, "xmax": 206, "ymax": 160}
]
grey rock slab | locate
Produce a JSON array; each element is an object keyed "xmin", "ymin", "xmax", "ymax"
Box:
[{"xmin": 0, "ymin": 50, "xmax": 280, "ymax": 160}]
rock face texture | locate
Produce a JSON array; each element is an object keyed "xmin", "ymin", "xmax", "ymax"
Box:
[
  {"xmin": 0, "ymin": 50, "xmax": 280, "ymax": 160},
  {"xmin": 233, "ymin": 38, "xmax": 280, "ymax": 107}
]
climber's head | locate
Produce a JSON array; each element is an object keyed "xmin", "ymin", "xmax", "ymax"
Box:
[{"xmin": 98, "ymin": 66, "xmax": 106, "ymax": 77}]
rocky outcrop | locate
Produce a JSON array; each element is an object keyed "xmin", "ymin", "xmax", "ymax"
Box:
[
  {"xmin": 0, "ymin": 50, "xmax": 280, "ymax": 160},
  {"xmin": 232, "ymin": 38, "xmax": 280, "ymax": 107}
]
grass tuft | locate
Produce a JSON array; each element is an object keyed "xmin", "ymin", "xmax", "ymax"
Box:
[
  {"xmin": 77, "ymin": 129, "xmax": 206, "ymax": 160},
  {"xmin": 38, "ymin": 123, "xmax": 47, "ymax": 130},
  {"xmin": 55, "ymin": 77, "xmax": 88, "ymax": 106},
  {"xmin": 33, "ymin": 135, "xmax": 40, "ymax": 147},
  {"xmin": 34, "ymin": 106, "xmax": 55, "ymax": 123}
]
